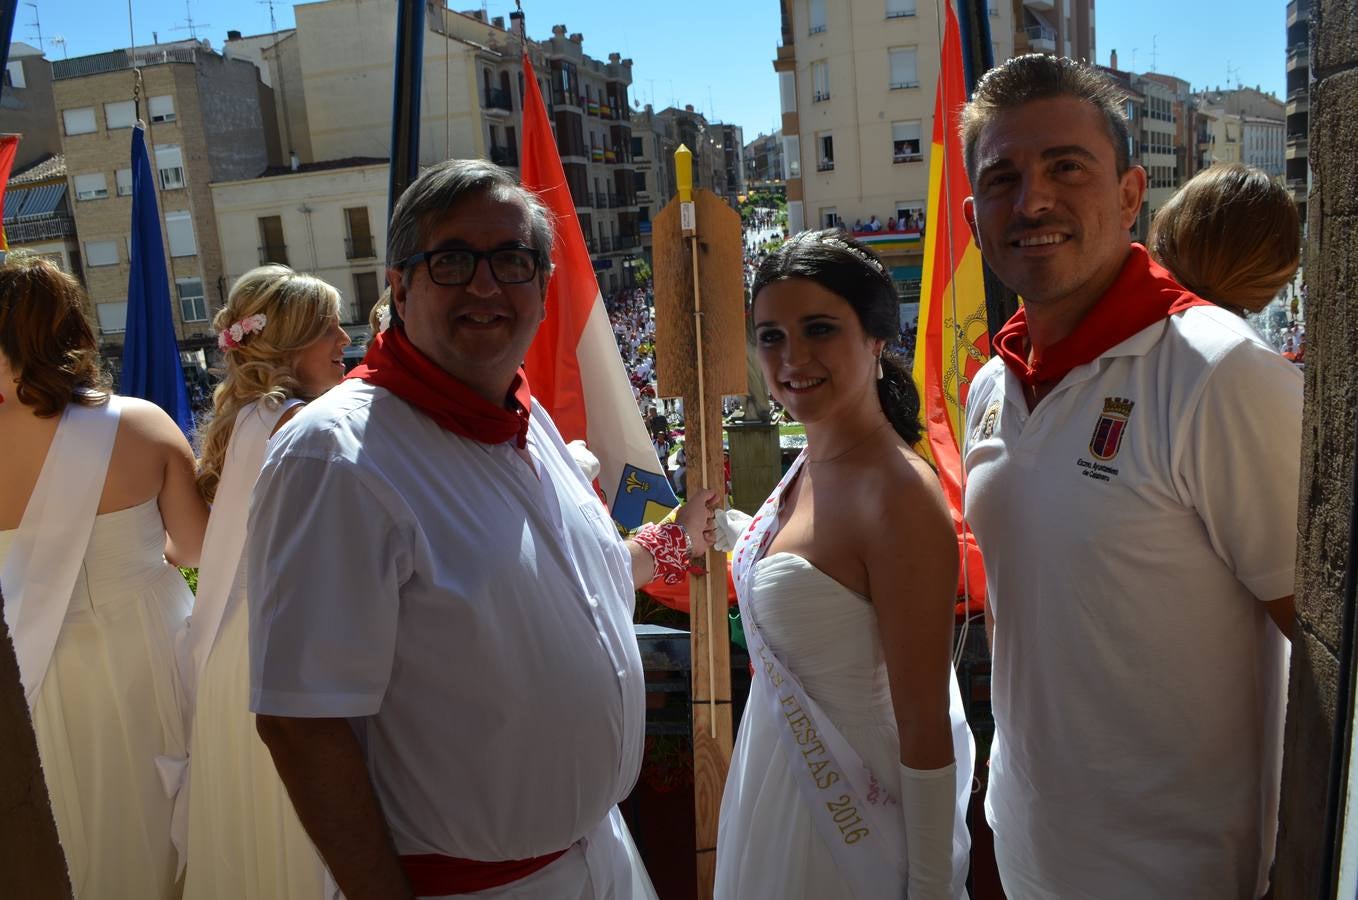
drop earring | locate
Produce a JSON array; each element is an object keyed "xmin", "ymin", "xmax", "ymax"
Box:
[{"xmin": 876, "ymin": 356, "xmax": 884, "ymax": 380}]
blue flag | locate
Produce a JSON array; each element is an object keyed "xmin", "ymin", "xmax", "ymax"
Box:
[{"xmin": 123, "ymin": 124, "xmax": 193, "ymax": 434}]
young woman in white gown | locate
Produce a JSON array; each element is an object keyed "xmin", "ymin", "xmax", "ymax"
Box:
[
  {"xmin": 0, "ymin": 255, "xmax": 208, "ymax": 898},
  {"xmin": 714, "ymin": 231, "xmax": 975, "ymax": 899},
  {"xmin": 181, "ymin": 265, "xmax": 350, "ymax": 899}
]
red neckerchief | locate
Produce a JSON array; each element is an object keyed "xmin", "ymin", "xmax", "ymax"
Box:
[
  {"xmin": 994, "ymin": 243, "xmax": 1214, "ymax": 389},
  {"xmin": 346, "ymin": 326, "xmax": 532, "ymax": 448}
]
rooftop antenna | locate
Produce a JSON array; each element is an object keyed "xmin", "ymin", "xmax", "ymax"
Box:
[
  {"xmin": 171, "ymin": 0, "xmax": 209, "ymax": 42},
  {"xmin": 1150, "ymin": 34, "xmax": 1158, "ymax": 72},
  {"xmin": 1130, "ymin": 47, "xmax": 1138, "ymax": 71},
  {"xmin": 23, "ymin": 2, "xmax": 43, "ymax": 56},
  {"xmin": 49, "ymin": 34, "xmax": 66, "ymax": 58},
  {"xmin": 257, "ymin": 0, "xmax": 295, "ymax": 163}
]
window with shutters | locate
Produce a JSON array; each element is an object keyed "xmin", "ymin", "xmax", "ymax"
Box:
[
  {"xmin": 892, "ymin": 120, "xmax": 923, "ymax": 162},
  {"xmin": 816, "ymin": 132, "xmax": 834, "ymax": 171},
  {"xmin": 63, "ymin": 107, "xmax": 96, "ymax": 135},
  {"xmin": 344, "ymin": 207, "xmax": 375, "ymax": 259},
  {"xmin": 155, "ymin": 145, "xmax": 185, "ymax": 190},
  {"xmin": 97, "ymin": 301, "xmax": 128, "ymax": 334},
  {"xmin": 353, "ymin": 271, "xmax": 381, "ymax": 325},
  {"xmin": 808, "ymin": 0, "xmax": 827, "ymax": 33},
  {"xmin": 782, "ymin": 134, "xmax": 801, "ymax": 178},
  {"xmin": 105, "ymin": 100, "xmax": 136, "ymax": 129},
  {"xmin": 166, "ymin": 211, "xmax": 197, "ymax": 257},
  {"xmin": 888, "ymin": 47, "xmax": 919, "ymax": 89},
  {"xmin": 258, "ymin": 215, "xmax": 287, "ymax": 265},
  {"xmin": 74, "ymin": 173, "xmax": 109, "ymax": 200},
  {"xmin": 811, "ymin": 61, "xmax": 830, "ymax": 102},
  {"xmin": 115, "ymin": 168, "xmax": 134, "ymax": 196},
  {"xmin": 148, "ymin": 95, "xmax": 176, "ymax": 123},
  {"xmin": 85, "ymin": 240, "xmax": 119, "ymax": 267},
  {"xmin": 177, "ymin": 278, "xmax": 207, "ymax": 322}
]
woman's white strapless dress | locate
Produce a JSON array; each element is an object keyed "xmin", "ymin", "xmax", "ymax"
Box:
[
  {"xmin": 0, "ymin": 498, "xmax": 191, "ymax": 899},
  {"xmin": 715, "ymin": 552, "xmax": 973, "ymax": 900},
  {"xmin": 181, "ymin": 543, "xmax": 328, "ymax": 899}
]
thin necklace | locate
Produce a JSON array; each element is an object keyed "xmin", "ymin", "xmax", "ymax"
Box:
[{"xmin": 806, "ymin": 420, "xmax": 892, "ymax": 465}]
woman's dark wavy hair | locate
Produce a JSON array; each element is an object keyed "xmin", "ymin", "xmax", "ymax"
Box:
[
  {"xmin": 0, "ymin": 254, "xmax": 109, "ymax": 417},
  {"xmin": 751, "ymin": 230, "xmax": 922, "ymax": 446}
]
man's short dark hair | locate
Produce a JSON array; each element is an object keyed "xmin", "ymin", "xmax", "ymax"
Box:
[{"xmin": 961, "ymin": 54, "xmax": 1132, "ymax": 183}]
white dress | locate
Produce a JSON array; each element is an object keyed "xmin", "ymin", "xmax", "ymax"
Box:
[
  {"xmin": 0, "ymin": 499, "xmax": 191, "ymax": 899},
  {"xmin": 183, "ymin": 399, "xmax": 326, "ymax": 899},
  {"xmin": 715, "ymin": 552, "xmax": 973, "ymax": 899}
]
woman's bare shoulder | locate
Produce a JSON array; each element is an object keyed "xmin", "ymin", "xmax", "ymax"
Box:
[{"xmin": 114, "ymin": 396, "xmax": 195, "ymax": 452}]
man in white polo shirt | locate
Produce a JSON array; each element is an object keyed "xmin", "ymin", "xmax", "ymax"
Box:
[
  {"xmin": 247, "ymin": 159, "xmax": 715, "ymax": 900},
  {"xmin": 958, "ymin": 56, "xmax": 1300, "ymax": 899}
]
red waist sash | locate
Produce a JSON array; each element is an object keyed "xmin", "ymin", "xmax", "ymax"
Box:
[{"xmin": 399, "ymin": 848, "xmax": 569, "ymax": 895}]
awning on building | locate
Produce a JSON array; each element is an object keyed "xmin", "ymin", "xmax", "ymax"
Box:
[{"xmin": 3, "ymin": 183, "xmax": 68, "ymax": 222}]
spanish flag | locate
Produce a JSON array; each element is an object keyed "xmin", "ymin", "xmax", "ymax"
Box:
[
  {"xmin": 518, "ymin": 53, "xmax": 679, "ymax": 530},
  {"xmin": 0, "ymin": 135, "xmax": 20, "ymax": 254},
  {"xmin": 911, "ymin": 0, "xmax": 988, "ymax": 615}
]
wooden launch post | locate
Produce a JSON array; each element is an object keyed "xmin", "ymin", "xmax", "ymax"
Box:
[{"xmin": 652, "ymin": 144, "xmax": 746, "ymax": 899}]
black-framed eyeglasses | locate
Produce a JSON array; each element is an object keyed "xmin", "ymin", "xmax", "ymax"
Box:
[{"xmin": 398, "ymin": 246, "xmax": 541, "ymax": 286}]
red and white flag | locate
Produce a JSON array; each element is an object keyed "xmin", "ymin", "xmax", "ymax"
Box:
[{"xmin": 518, "ymin": 53, "xmax": 679, "ymax": 530}]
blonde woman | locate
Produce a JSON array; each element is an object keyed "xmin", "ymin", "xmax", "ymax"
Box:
[
  {"xmin": 0, "ymin": 255, "xmax": 207, "ymax": 898},
  {"xmin": 182, "ymin": 265, "xmax": 350, "ymax": 899}
]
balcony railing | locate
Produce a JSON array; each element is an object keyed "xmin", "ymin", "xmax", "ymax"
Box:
[
  {"xmin": 259, "ymin": 244, "xmax": 289, "ymax": 266},
  {"xmin": 1287, "ymin": 177, "xmax": 1307, "ymax": 192},
  {"xmin": 489, "ymin": 145, "xmax": 519, "ymax": 167},
  {"xmin": 485, "ymin": 87, "xmax": 512, "ymax": 112},
  {"xmin": 1, "ymin": 214, "xmax": 76, "ymax": 243},
  {"xmin": 816, "ymin": 159, "xmax": 835, "ymax": 172},
  {"xmin": 345, "ymin": 236, "xmax": 376, "ymax": 260},
  {"xmin": 893, "ymin": 149, "xmax": 923, "ymax": 163},
  {"xmin": 1025, "ymin": 24, "xmax": 1057, "ymax": 43},
  {"xmin": 597, "ymin": 236, "xmax": 614, "ymax": 253},
  {"xmin": 615, "ymin": 234, "xmax": 640, "ymax": 251}
]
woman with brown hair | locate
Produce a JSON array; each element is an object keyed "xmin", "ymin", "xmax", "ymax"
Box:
[
  {"xmin": 1149, "ymin": 163, "xmax": 1302, "ymax": 317},
  {"xmin": 0, "ymin": 254, "xmax": 208, "ymax": 897}
]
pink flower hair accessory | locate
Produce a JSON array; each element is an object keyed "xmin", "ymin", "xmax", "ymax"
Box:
[{"xmin": 217, "ymin": 313, "xmax": 268, "ymax": 351}]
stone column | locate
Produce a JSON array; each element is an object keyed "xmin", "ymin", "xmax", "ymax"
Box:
[{"xmin": 1273, "ymin": 0, "xmax": 1358, "ymax": 893}]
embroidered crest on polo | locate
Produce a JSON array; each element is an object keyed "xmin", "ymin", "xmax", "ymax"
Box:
[{"xmin": 1090, "ymin": 396, "xmax": 1135, "ymax": 461}]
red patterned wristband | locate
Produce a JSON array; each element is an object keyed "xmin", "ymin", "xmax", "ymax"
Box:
[{"xmin": 633, "ymin": 522, "xmax": 691, "ymax": 585}]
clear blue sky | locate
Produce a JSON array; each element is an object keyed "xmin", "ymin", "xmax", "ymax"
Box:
[{"xmin": 18, "ymin": 0, "xmax": 1288, "ymax": 138}]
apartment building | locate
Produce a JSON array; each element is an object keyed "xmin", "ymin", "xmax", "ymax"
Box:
[
  {"xmin": 52, "ymin": 40, "xmax": 274, "ymax": 371},
  {"xmin": 775, "ymin": 0, "xmax": 1016, "ymax": 300},
  {"xmin": 0, "ymin": 42, "xmax": 62, "ymax": 171},
  {"xmin": 1284, "ymin": 0, "xmax": 1311, "ymax": 220},
  {"xmin": 210, "ymin": 159, "xmax": 388, "ymax": 338},
  {"xmin": 224, "ymin": 2, "xmax": 642, "ymax": 292},
  {"xmin": 743, "ymin": 130, "xmax": 785, "ymax": 193},
  {"xmin": 718, "ymin": 123, "xmax": 746, "ymax": 204},
  {"xmin": 1012, "ymin": 0, "xmax": 1094, "ymax": 61},
  {"xmin": 1193, "ymin": 86, "xmax": 1286, "ymax": 182},
  {"xmin": 1, "ymin": 153, "xmax": 81, "ymax": 275}
]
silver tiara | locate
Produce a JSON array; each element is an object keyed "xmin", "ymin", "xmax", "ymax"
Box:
[{"xmin": 801, "ymin": 232, "xmax": 887, "ymax": 276}]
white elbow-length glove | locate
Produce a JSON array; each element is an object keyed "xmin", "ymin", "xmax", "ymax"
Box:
[
  {"xmin": 566, "ymin": 439, "xmax": 601, "ymax": 481},
  {"xmin": 899, "ymin": 761, "xmax": 957, "ymax": 900},
  {"xmin": 712, "ymin": 508, "xmax": 753, "ymax": 553}
]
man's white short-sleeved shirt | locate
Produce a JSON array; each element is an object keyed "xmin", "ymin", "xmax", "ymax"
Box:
[
  {"xmin": 963, "ymin": 306, "xmax": 1300, "ymax": 899},
  {"xmin": 247, "ymin": 379, "xmax": 645, "ymax": 863}
]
